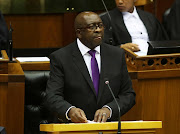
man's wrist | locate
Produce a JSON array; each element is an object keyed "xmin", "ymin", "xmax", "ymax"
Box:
[
  {"xmin": 65, "ymin": 106, "xmax": 76, "ymax": 120},
  {"xmin": 102, "ymin": 105, "xmax": 112, "ymax": 119}
]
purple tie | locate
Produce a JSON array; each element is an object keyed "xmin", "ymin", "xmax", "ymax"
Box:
[{"xmin": 88, "ymin": 50, "xmax": 100, "ymax": 96}]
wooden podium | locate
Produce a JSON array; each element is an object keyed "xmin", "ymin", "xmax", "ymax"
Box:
[
  {"xmin": 40, "ymin": 121, "xmax": 162, "ymax": 134},
  {"xmin": 121, "ymin": 49, "xmax": 180, "ymax": 134},
  {"xmin": 0, "ymin": 50, "xmax": 25, "ymax": 134}
]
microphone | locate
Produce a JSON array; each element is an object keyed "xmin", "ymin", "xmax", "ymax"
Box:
[
  {"xmin": 9, "ymin": 22, "xmax": 13, "ymax": 62},
  {"xmin": 105, "ymin": 79, "xmax": 121, "ymax": 134},
  {"xmin": 101, "ymin": 0, "xmax": 113, "ymax": 45}
]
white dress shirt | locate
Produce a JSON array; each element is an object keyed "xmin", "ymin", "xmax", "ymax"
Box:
[
  {"xmin": 77, "ymin": 38, "xmax": 101, "ymax": 78},
  {"xmin": 122, "ymin": 7, "xmax": 149, "ymax": 56}
]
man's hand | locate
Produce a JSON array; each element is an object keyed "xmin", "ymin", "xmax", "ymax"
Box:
[
  {"xmin": 94, "ymin": 107, "xmax": 110, "ymax": 123},
  {"xmin": 68, "ymin": 108, "xmax": 88, "ymax": 123},
  {"xmin": 120, "ymin": 43, "xmax": 140, "ymax": 52}
]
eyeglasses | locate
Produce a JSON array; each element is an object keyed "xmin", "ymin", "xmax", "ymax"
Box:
[{"xmin": 79, "ymin": 23, "xmax": 104, "ymax": 31}]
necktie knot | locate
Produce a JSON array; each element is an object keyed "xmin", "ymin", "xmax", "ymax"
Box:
[{"xmin": 88, "ymin": 50, "xmax": 96, "ymax": 57}]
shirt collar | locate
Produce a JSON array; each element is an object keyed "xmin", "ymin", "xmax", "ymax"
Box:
[
  {"xmin": 77, "ymin": 38, "xmax": 100, "ymax": 56},
  {"xmin": 122, "ymin": 7, "xmax": 139, "ymax": 21}
]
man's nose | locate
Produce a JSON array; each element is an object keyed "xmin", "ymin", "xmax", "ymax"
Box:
[
  {"xmin": 117, "ymin": 0, "xmax": 123, "ymax": 4},
  {"xmin": 95, "ymin": 27, "xmax": 103, "ymax": 33}
]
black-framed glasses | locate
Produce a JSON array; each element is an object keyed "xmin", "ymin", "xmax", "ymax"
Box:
[{"xmin": 79, "ymin": 23, "xmax": 104, "ymax": 31}]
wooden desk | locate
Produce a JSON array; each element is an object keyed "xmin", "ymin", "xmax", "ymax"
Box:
[
  {"xmin": 20, "ymin": 61, "xmax": 50, "ymax": 71},
  {"xmin": 121, "ymin": 49, "xmax": 180, "ymax": 134},
  {"xmin": 40, "ymin": 121, "xmax": 162, "ymax": 134}
]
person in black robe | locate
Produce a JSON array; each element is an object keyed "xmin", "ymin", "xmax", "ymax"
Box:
[{"xmin": 101, "ymin": 0, "xmax": 169, "ymax": 53}]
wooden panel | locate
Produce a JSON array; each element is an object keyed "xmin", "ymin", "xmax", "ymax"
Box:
[
  {"xmin": 144, "ymin": 1, "xmax": 156, "ymax": 14},
  {"xmin": 0, "ymin": 50, "xmax": 9, "ymax": 74},
  {"xmin": 122, "ymin": 71, "xmax": 180, "ymax": 134},
  {"xmin": 121, "ymin": 79, "xmax": 143, "ymax": 121},
  {"xmin": 141, "ymin": 78, "xmax": 180, "ymax": 134},
  {"xmin": 0, "ymin": 78, "xmax": 24, "ymax": 134},
  {"xmin": 1, "ymin": 50, "xmax": 9, "ymax": 59},
  {"xmin": 4, "ymin": 14, "xmax": 64, "ymax": 49},
  {"xmin": 155, "ymin": 0, "xmax": 174, "ymax": 22},
  {"xmin": 122, "ymin": 49, "xmax": 180, "ymax": 134},
  {"xmin": 0, "ymin": 56, "xmax": 25, "ymax": 134},
  {"xmin": 0, "ymin": 83, "xmax": 8, "ymax": 127},
  {"xmin": 6, "ymin": 82, "xmax": 25, "ymax": 134},
  {"xmin": 135, "ymin": 0, "xmax": 153, "ymax": 6},
  {"xmin": 20, "ymin": 61, "xmax": 50, "ymax": 70},
  {"xmin": 63, "ymin": 13, "xmax": 77, "ymax": 46}
]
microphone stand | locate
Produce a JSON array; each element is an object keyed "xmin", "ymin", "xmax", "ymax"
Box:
[
  {"xmin": 101, "ymin": 0, "xmax": 114, "ymax": 46},
  {"xmin": 105, "ymin": 80, "xmax": 121, "ymax": 134},
  {"xmin": 9, "ymin": 22, "xmax": 13, "ymax": 62}
]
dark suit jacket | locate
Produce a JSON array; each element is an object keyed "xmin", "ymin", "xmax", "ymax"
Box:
[
  {"xmin": 100, "ymin": 8, "xmax": 169, "ymax": 46},
  {"xmin": 46, "ymin": 41, "xmax": 136, "ymax": 122}
]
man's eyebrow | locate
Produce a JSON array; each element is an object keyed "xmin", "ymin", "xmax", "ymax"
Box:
[{"xmin": 87, "ymin": 22, "xmax": 103, "ymax": 25}]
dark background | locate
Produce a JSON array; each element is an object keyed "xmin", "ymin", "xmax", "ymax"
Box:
[
  {"xmin": 0, "ymin": 0, "xmax": 116, "ymax": 14},
  {"xmin": 0, "ymin": 0, "xmax": 175, "ymax": 52}
]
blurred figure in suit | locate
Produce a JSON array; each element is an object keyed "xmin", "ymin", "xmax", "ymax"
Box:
[{"xmin": 163, "ymin": 0, "xmax": 180, "ymax": 40}]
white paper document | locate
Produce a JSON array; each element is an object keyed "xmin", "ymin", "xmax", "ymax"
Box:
[
  {"xmin": 16, "ymin": 57, "xmax": 50, "ymax": 62},
  {"xmin": 133, "ymin": 40, "xmax": 149, "ymax": 56},
  {"xmin": 86, "ymin": 120, "xmax": 144, "ymax": 123},
  {"xmin": 87, "ymin": 120, "xmax": 97, "ymax": 123}
]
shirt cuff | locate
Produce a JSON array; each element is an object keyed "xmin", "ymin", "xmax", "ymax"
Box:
[
  {"xmin": 65, "ymin": 106, "xmax": 76, "ymax": 120},
  {"xmin": 103, "ymin": 105, "xmax": 112, "ymax": 119}
]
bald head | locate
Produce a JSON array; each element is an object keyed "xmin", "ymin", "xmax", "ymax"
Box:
[{"xmin": 74, "ymin": 11, "xmax": 101, "ymax": 30}]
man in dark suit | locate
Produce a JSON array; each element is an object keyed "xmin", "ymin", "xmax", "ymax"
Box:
[
  {"xmin": 45, "ymin": 11, "xmax": 135, "ymax": 123},
  {"xmin": 101, "ymin": 0, "xmax": 168, "ymax": 55}
]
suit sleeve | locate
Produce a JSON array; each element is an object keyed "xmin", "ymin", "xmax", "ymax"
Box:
[
  {"xmin": 106, "ymin": 50, "xmax": 136, "ymax": 120},
  {"xmin": 45, "ymin": 53, "xmax": 72, "ymax": 121},
  {"xmin": 145, "ymin": 12, "xmax": 169, "ymax": 41},
  {"xmin": 154, "ymin": 16, "xmax": 169, "ymax": 40}
]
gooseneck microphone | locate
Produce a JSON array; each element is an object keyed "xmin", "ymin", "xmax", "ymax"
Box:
[
  {"xmin": 105, "ymin": 79, "xmax": 121, "ymax": 134},
  {"xmin": 101, "ymin": 0, "xmax": 113, "ymax": 45},
  {"xmin": 9, "ymin": 22, "xmax": 13, "ymax": 62}
]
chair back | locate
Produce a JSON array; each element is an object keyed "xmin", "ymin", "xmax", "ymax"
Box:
[{"xmin": 0, "ymin": 127, "xmax": 6, "ymax": 134}]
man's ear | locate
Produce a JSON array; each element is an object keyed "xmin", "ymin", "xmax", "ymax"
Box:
[{"xmin": 76, "ymin": 29, "xmax": 82, "ymax": 38}]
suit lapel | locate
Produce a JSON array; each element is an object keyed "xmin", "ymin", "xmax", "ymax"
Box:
[
  {"xmin": 72, "ymin": 42, "xmax": 97, "ymax": 97},
  {"xmin": 112, "ymin": 8, "xmax": 132, "ymax": 42},
  {"xmin": 137, "ymin": 9, "xmax": 153, "ymax": 40}
]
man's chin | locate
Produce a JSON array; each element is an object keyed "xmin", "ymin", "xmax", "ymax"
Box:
[
  {"xmin": 117, "ymin": 7, "xmax": 126, "ymax": 12},
  {"xmin": 93, "ymin": 40, "xmax": 102, "ymax": 46}
]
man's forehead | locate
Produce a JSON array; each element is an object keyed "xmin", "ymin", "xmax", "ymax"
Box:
[{"xmin": 83, "ymin": 14, "xmax": 101, "ymax": 24}]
